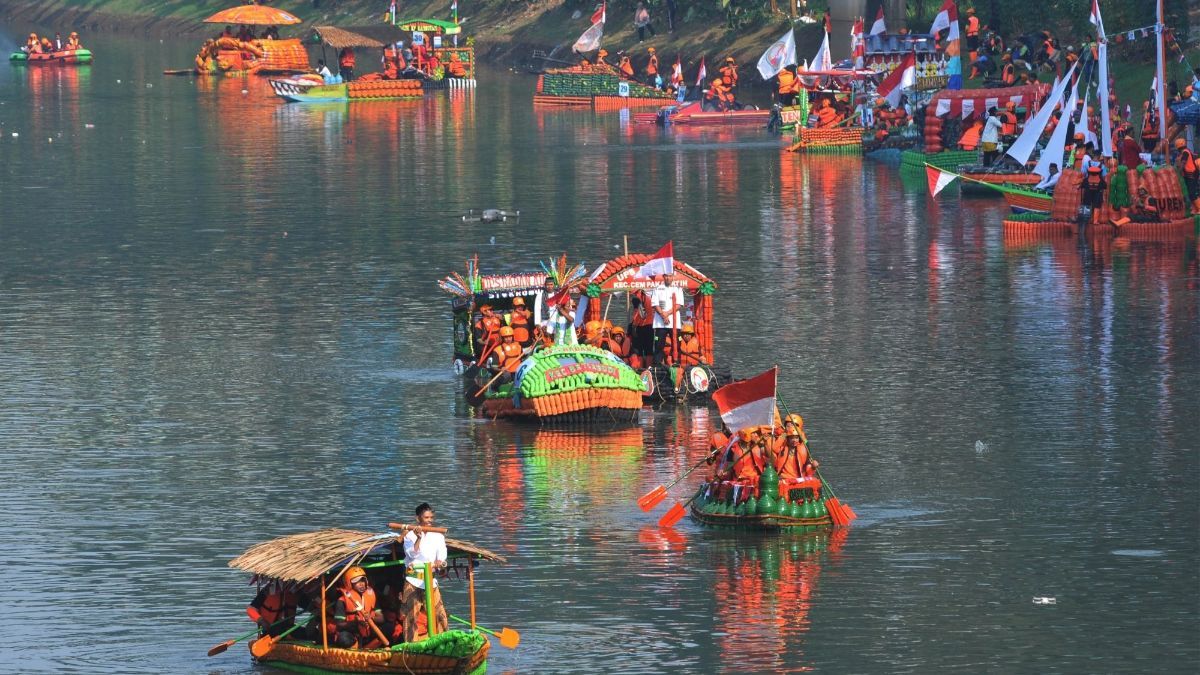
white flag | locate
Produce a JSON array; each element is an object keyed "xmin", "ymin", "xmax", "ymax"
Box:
[
  {"xmin": 757, "ymin": 29, "xmax": 797, "ymax": 79},
  {"xmin": 572, "ymin": 21, "xmax": 603, "ymax": 53}
]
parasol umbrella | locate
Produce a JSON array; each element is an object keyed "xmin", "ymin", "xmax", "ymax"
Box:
[{"xmin": 203, "ymin": 5, "xmax": 302, "ymax": 26}]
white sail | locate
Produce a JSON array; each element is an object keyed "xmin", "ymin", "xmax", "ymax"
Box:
[
  {"xmin": 1034, "ymin": 74, "xmax": 1081, "ymax": 179},
  {"xmin": 1006, "ymin": 62, "xmax": 1077, "ymax": 166}
]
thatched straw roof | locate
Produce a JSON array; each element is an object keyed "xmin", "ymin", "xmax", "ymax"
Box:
[
  {"xmin": 311, "ymin": 26, "xmax": 385, "ymax": 49},
  {"xmin": 229, "ymin": 528, "xmax": 506, "ymax": 582}
]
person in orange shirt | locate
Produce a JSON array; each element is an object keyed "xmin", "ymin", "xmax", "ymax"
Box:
[
  {"xmin": 644, "ymin": 46, "xmax": 659, "ymax": 87},
  {"xmin": 618, "ymin": 55, "xmax": 634, "ymax": 79},
  {"xmin": 1000, "ymin": 101, "xmax": 1018, "ymax": 137},
  {"xmin": 601, "ymin": 326, "xmax": 632, "ymax": 361},
  {"xmin": 674, "ymin": 323, "xmax": 703, "ymax": 366},
  {"xmin": 67, "ymin": 32, "xmax": 82, "ymax": 50},
  {"xmin": 447, "ymin": 52, "xmax": 467, "ymax": 77},
  {"xmin": 965, "ymin": 8, "xmax": 980, "ymax": 67},
  {"xmin": 815, "ymin": 98, "xmax": 839, "ymax": 127},
  {"xmin": 719, "ymin": 57, "xmax": 738, "ymax": 89},
  {"xmin": 338, "ymin": 47, "xmax": 356, "ymax": 82},
  {"xmin": 705, "ymin": 76, "xmax": 733, "ymax": 111},
  {"xmin": 473, "ymin": 304, "xmax": 502, "ymax": 356},
  {"xmin": 732, "ymin": 428, "xmax": 768, "ymax": 483},
  {"xmin": 488, "ymin": 327, "xmax": 525, "ymax": 385},
  {"xmin": 774, "ymin": 414, "xmax": 817, "ymax": 480},
  {"xmin": 776, "ymin": 65, "xmax": 798, "ymax": 106},
  {"xmin": 509, "ymin": 297, "xmax": 533, "ymax": 346}
]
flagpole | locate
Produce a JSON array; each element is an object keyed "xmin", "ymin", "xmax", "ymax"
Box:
[{"xmin": 1156, "ymin": 0, "xmax": 1168, "ymax": 146}]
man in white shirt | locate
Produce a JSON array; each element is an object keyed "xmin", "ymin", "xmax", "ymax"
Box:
[
  {"xmin": 401, "ymin": 502, "xmax": 449, "ymax": 641},
  {"xmin": 1035, "ymin": 163, "xmax": 1061, "ymax": 191},
  {"xmin": 981, "ymin": 107, "xmax": 1004, "ymax": 166},
  {"xmin": 649, "ymin": 271, "xmax": 684, "ymax": 366}
]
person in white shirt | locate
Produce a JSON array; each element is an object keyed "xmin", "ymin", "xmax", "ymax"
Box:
[
  {"xmin": 401, "ymin": 502, "xmax": 449, "ymax": 641},
  {"xmin": 1035, "ymin": 163, "xmax": 1061, "ymax": 191},
  {"xmin": 649, "ymin": 271, "xmax": 685, "ymax": 366},
  {"xmin": 981, "ymin": 107, "xmax": 1004, "ymax": 166},
  {"xmin": 532, "ymin": 277, "xmax": 557, "ymax": 340}
]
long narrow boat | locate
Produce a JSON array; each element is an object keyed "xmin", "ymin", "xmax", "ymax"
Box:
[
  {"xmin": 271, "ymin": 77, "xmax": 428, "ymax": 102},
  {"xmin": 999, "ymin": 183, "xmax": 1053, "ymax": 215},
  {"xmin": 224, "ymin": 527, "xmax": 508, "ymax": 674},
  {"xmin": 664, "ymin": 100, "xmax": 771, "ymax": 126},
  {"xmin": 10, "ymin": 48, "xmax": 92, "ymax": 65}
]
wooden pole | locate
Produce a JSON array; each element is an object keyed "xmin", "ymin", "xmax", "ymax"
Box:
[
  {"xmin": 467, "ymin": 554, "xmax": 477, "ymax": 630},
  {"xmin": 320, "ymin": 577, "xmax": 328, "ymax": 651},
  {"xmin": 623, "ymin": 235, "xmax": 630, "ymax": 315}
]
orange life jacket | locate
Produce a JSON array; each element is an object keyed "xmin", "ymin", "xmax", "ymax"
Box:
[
  {"xmin": 495, "ymin": 341, "xmax": 524, "ymax": 373},
  {"xmin": 816, "ymin": 105, "xmax": 838, "ymax": 127},
  {"xmin": 339, "ymin": 587, "xmax": 377, "ymax": 638},
  {"xmin": 959, "ymin": 122, "xmax": 982, "ymax": 150},
  {"xmin": 619, "ymin": 58, "xmax": 634, "ymax": 78},
  {"xmin": 1001, "ymin": 64, "xmax": 1015, "ymax": 85},
  {"xmin": 510, "ymin": 309, "xmax": 532, "ymax": 344},
  {"xmin": 774, "ymin": 442, "xmax": 810, "ymax": 480},
  {"xmin": 777, "ymin": 70, "xmax": 797, "ymax": 95},
  {"xmin": 603, "ymin": 336, "xmax": 630, "ymax": 359},
  {"xmin": 340, "ymin": 49, "xmax": 355, "ymax": 69},
  {"xmin": 448, "ymin": 56, "xmax": 466, "ymax": 77},
  {"xmin": 677, "ymin": 335, "xmax": 702, "ymax": 366},
  {"xmin": 1000, "ymin": 111, "xmax": 1017, "ymax": 135},
  {"xmin": 1143, "ymin": 112, "xmax": 1160, "ymax": 141},
  {"xmin": 966, "ymin": 17, "xmax": 980, "ymax": 37},
  {"xmin": 719, "ymin": 65, "xmax": 738, "ymax": 85},
  {"xmin": 1180, "ymin": 149, "xmax": 1197, "ymax": 177},
  {"xmin": 732, "ymin": 444, "xmax": 766, "ymax": 482},
  {"xmin": 646, "ymin": 54, "xmax": 658, "ymax": 77},
  {"xmin": 247, "ymin": 585, "xmax": 297, "ymax": 625}
]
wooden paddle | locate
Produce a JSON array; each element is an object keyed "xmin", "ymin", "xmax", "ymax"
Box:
[
  {"xmin": 657, "ymin": 438, "xmax": 763, "ymax": 527},
  {"xmin": 638, "ymin": 438, "xmax": 732, "ymax": 512},
  {"xmin": 387, "ymin": 523, "xmax": 449, "ymax": 534},
  {"xmin": 448, "ymin": 614, "xmax": 520, "ymax": 649},
  {"xmin": 249, "ymin": 617, "xmax": 312, "ymax": 659},
  {"xmin": 474, "ymin": 369, "xmax": 508, "ymax": 397}
]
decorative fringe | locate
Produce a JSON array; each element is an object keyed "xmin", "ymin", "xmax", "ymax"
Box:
[{"xmin": 259, "ymin": 636, "xmax": 488, "ymax": 674}]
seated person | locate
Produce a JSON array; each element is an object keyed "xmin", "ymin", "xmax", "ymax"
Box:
[
  {"xmin": 1035, "ymin": 163, "xmax": 1061, "ymax": 191},
  {"xmin": 67, "ymin": 31, "xmax": 82, "ymax": 49},
  {"xmin": 602, "ymin": 325, "xmax": 631, "ymax": 361},
  {"xmin": 332, "ymin": 567, "xmax": 394, "ymax": 649},
  {"xmin": 509, "ymin": 297, "xmax": 533, "ymax": 346},
  {"xmin": 473, "ymin": 304, "xmax": 502, "ymax": 356},
  {"xmin": 247, "ymin": 580, "xmax": 297, "ymax": 637},
  {"xmin": 674, "ymin": 323, "xmax": 703, "ymax": 367},
  {"xmin": 487, "ymin": 326, "xmax": 525, "ymax": 385},
  {"xmin": 1128, "ymin": 186, "xmax": 1160, "ymax": 222},
  {"xmin": 447, "ymin": 52, "xmax": 467, "ymax": 77}
]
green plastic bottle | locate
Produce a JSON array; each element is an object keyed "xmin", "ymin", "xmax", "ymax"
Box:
[
  {"xmin": 759, "ymin": 465, "xmax": 780, "ymax": 500},
  {"xmin": 787, "ymin": 499, "xmax": 803, "ymax": 519}
]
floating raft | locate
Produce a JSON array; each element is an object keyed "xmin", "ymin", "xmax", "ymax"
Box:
[
  {"xmin": 690, "ymin": 475, "xmax": 836, "ymax": 531},
  {"xmin": 788, "ymin": 126, "xmax": 865, "ymax": 153},
  {"xmin": 271, "ymin": 77, "xmax": 426, "ymax": 102},
  {"xmin": 901, "ymin": 148, "xmax": 978, "ymax": 172},
  {"xmin": 533, "ymin": 66, "xmax": 673, "ymax": 109},
  {"xmin": 10, "ymin": 48, "xmax": 92, "ymax": 65},
  {"xmin": 254, "ymin": 633, "xmax": 488, "ymax": 675}
]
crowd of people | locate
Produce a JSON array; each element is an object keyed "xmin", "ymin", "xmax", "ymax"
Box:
[
  {"xmin": 328, "ymin": 35, "xmax": 469, "ymax": 83},
  {"xmin": 246, "ymin": 503, "xmax": 450, "ymax": 648},
  {"xmin": 472, "ymin": 272, "xmax": 707, "ymax": 387},
  {"xmin": 21, "ymin": 31, "xmax": 83, "ymax": 54}
]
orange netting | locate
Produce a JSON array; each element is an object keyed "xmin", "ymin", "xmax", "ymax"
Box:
[{"xmin": 251, "ymin": 38, "xmax": 309, "ymax": 73}]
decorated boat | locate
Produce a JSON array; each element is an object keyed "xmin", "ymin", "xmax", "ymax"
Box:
[
  {"xmin": 777, "ymin": 69, "xmax": 876, "ymax": 153},
  {"xmin": 219, "ymin": 526, "xmax": 510, "ymax": 674},
  {"xmin": 690, "ymin": 470, "xmax": 836, "ymax": 531},
  {"xmin": 958, "ymin": 166, "xmax": 1042, "ymax": 195},
  {"xmin": 533, "ymin": 64, "xmax": 674, "ymax": 109},
  {"xmin": 477, "ymin": 344, "xmax": 645, "ymax": 424},
  {"xmin": 387, "ymin": 19, "xmax": 477, "ymax": 89},
  {"xmin": 10, "ymin": 48, "xmax": 92, "ymax": 65},
  {"xmin": 181, "ymin": 5, "xmax": 309, "ymax": 75},
  {"xmin": 271, "ymin": 76, "xmax": 427, "ymax": 102},
  {"xmin": 581, "ymin": 250, "xmax": 732, "ymax": 402},
  {"xmin": 652, "ymin": 100, "xmax": 771, "ymax": 126},
  {"xmin": 1000, "ymin": 184, "xmax": 1053, "ymax": 216}
]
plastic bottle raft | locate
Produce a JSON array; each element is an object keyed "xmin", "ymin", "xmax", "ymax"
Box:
[
  {"xmin": 254, "ymin": 632, "xmax": 489, "ymax": 675},
  {"xmin": 480, "ymin": 345, "xmax": 645, "ymax": 424},
  {"xmin": 10, "ymin": 48, "xmax": 92, "ymax": 65},
  {"xmin": 691, "ymin": 465, "xmax": 835, "ymax": 531},
  {"xmin": 533, "ymin": 65, "xmax": 674, "ymax": 108},
  {"xmin": 271, "ymin": 76, "xmax": 426, "ymax": 102},
  {"xmin": 1002, "ymin": 166, "xmax": 1197, "ymax": 240}
]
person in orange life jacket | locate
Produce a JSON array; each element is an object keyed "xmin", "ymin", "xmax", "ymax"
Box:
[
  {"xmin": 247, "ymin": 580, "xmax": 298, "ymax": 637},
  {"xmin": 644, "ymin": 46, "xmax": 658, "ymax": 85},
  {"xmin": 628, "ymin": 292, "xmax": 655, "ymax": 368},
  {"xmin": 999, "ymin": 101, "xmax": 1018, "ymax": 137},
  {"xmin": 719, "ymin": 57, "xmax": 738, "ymax": 89},
  {"xmin": 488, "ymin": 327, "xmax": 525, "ymax": 385},
  {"xmin": 618, "ymin": 55, "xmax": 634, "ymax": 79},
  {"xmin": 1174, "ymin": 138, "xmax": 1200, "ymax": 210},
  {"xmin": 401, "ymin": 503, "xmax": 449, "ymax": 642},
  {"xmin": 1079, "ymin": 165, "xmax": 1107, "ymax": 225},
  {"xmin": 338, "ymin": 47, "xmax": 356, "ymax": 82},
  {"xmin": 965, "ymin": 8, "xmax": 980, "ymax": 64},
  {"xmin": 509, "ymin": 297, "xmax": 533, "ymax": 346},
  {"xmin": 25, "ymin": 33, "xmax": 41, "ymax": 54},
  {"xmin": 704, "ymin": 77, "xmax": 729, "ymax": 111},
  {"xmin": 40, "ymin": 37, "xmax": 53, "ymax": 53},
  {"xmin": 1128, "ymin": 186, "xmax": 1161, "ymax": 223},
  {"xmin": 600, "ymin": 325, "xmax": 631, "ymax": 360},
  {"xmin": 711, "ymin": 428, "xmax": 753, "ymax": 482},
  {"xmin": 447, "ymin": 52, "xmax": 466, "ymax": 77},
  {"xmin": 673, "ymin": 323, "xmax": 703, "ymax": 366},
  {"xmin": 473, "ymin": 304, "xmax": 502, "ymax": 355},
  {"xmin": 332, "ymin": 567, "xmax": 391, "ymax": 648},
  {"xmin": 776, "ymin": 414, "xmax": 818, "ymax": 481},
  {"xmin": 731, "ymin": 427, "xmax": 770, "ymax": 484},
  {"xmin": 1000, "ymin": 53, "xmax": 1016, "ymax": 86},
  {"xmin": 776, "ymin": 65, "xmax": 798, "ymax": 107},
  {"xmin": 815, "ymin": 98, "xmax": 840, "ymax": 127},
  {"xmin": 67, "ymin": 32, "xmax": 81, "ymax": 50}
]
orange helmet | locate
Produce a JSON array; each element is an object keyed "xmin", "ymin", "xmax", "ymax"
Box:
[
  {"xmin": 721, "ymin": 75, "xmax": 732, "ymax": 85},
  {"xmin": 737, "ymin": 429, "xmax": 754, "ymax": 442},
  {"xmin": 598, "ymin": 49, "xmax": 608, "ymax": 58},
  {"xmin": 512, "ymin": 297, "xmax": 526, "ymax": 307},
  {"xmin": 345, "ymin": 566, "xmax": 368, "ymax": 584},
  {"xmin": 584, "ymin": 320, "xmax": 602, "ymax": 335},
  {"xmin": 611, "ymin": 326, "xmax": 626, "ymax": 336},
  {"xmin": 785, "ymin": 413, "xmax": 804, "ymax": 429},
  {"xmin": 499, "ymin": 326, "xmax": 515, "ymax": 337},
  {"xmin": 681, "ymin": 323, "xmax": 695, "ymax": 334},
  {"xmin": 1174, "ymin": 138, "xmax": 1187, "ymax": 149},
  {"xmin": 648, "ymin": 47, "xmax": 656, "ymax": 54}
]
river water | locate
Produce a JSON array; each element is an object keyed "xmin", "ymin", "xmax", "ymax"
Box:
[{"xmin": 0, "ymin": 30, "xmax": 1197, "ymax": 674}]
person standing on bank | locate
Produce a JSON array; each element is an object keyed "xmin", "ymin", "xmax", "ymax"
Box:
[
  {"xmin": 401, "ymin": 503, "xmax": 449, "ymax": 642},
  {"xmin": 634, "ymin": 3, "xmax": 655, "ymax": 42}
]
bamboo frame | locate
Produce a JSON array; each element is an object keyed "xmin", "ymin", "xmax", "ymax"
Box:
[
  {"xmin": 467, "ymin": 554, "xmax": 477, "ymax": 630},
  {"xmin": 424, "ymin": 563, "xmax": 436, "ymax": 637}
]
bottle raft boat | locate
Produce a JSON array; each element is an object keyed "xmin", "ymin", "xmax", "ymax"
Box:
[
  {"xmin": 10, "ymin": 48, "xmax": 92, "ymax": 65},
  {"xmin": 220, "ymin": 525, "xmax": 510, "ymax": 674}
]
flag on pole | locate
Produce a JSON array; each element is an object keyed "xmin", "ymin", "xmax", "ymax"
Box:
[
  {"xmin": 925, "ymin": 165, "xmax": 959, "ymax": 197},
  {"xmin": 870, "ymin": 7, "xmax": 887, "ymax": 37},
  {"xmin": 878, "ymin": 52, "xmax": 916, "ymax": 107},
  {"xmin": 389, "ymin": 0, "xmax": 397, "ymax": 24},
  {"xmin": 809, "ymin": 15, "xmax": 832, "ymax": 72},
  {"xmin": 1089, "ymin": 0, "xmax": 1106, "ymax": 39},
  {"xmin": 712, "ymin": 367, "xmax": 778, "ymax": 435},
  {"xmin": 637, "ymin": 241, "xmax": 674, "ymax": 278},
  {"xmin": 757, "ymin": 29, "xmax": 797, "ymax": 79},
  {"xmin": 671, "ymin": 58, "xmax": 683, "ymax": 86},
  {"xmin": 851, "ymin": 18, "xmax": 866, "ymax": 68},
  {"xmin": 591, "ymin": 2, "xmax": 606, "ymax": 25},
  {"xmin": 695, "ymin": 57, "xmax": 707, "ymax": 86},
  {"xmin": 573, "ymin": 21, "xmax": 604, "ymax": 52},
  {"xmin": 929, "ymin": 0, "xmax": 960, "ymax": 41}
]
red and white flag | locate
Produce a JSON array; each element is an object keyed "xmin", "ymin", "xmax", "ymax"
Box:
[
  {"xmin": 878, "ymin": 51, "xmax": 916, "ymax": 107},
  {"xmin": 928, "ymin": 0, "xmax": 960, "ymax": 42},
  {"xmin": 671, "ymin": 58, "xmax": 683, "ymax": 85},
  {"xmin": 925, "ymin": 165, "xmax": 959, "ymax": 197},
  {"xmin": 851, "ymin": 18, "xmax": 865, "ymax": 68},
  {"xmin": 712, "ymin": 367, "xmax": 778, "ymax": 435},
  {"xmin": 870, "ymin": 7, "xmax": 887, "ymax": 37},
  {"xmin": 695, "ymin": 57, "xmax": 707, "ymax": 87},
  {"xmin": 591, "ymin": 2, "xmax": 606, "ymax": 25},
  {"xmin": 1089, "ymin": 0, "xmax": 1105, "ymax": 39},
  {"xmin": 637, "ymin": 241, "xmax": 674, "ymax": 278}
]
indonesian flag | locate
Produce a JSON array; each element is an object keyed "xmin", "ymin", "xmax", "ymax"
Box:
[
  {"xmin": 851, "ymin": 18, "xmax": 865, "ymax": 68},
  {"xmin": 1089, "ymin": 0, "xmax": 1105, "ymax": 39},
  {"xmin": 925, "ymin": 165, "xmax": 959, "ymax": 197},
  {"xmin": 695, "ymin": 57, "xmax": 707, "ymax": 87},
  {"xmin": 573, "ymin": 22, "xmax": 604, "ymax": 52},
  {"xmin": 671, "ymin": 58, "xmax": 683, "ymax": 85},
  {"xmin": 757, "ymin": 29, "xmax": 796, "ymax": 79},
  {"xmin": 591, "ymin": 2, "xmax": 606, "ymax": 25},
  {"xmin": 928, "ymin": 0, "xmax": 960, "ymax": 42},
  {"xmin": 712, "ymin": 367, "xmax": 778, "ymax": 435},
  {"xmin": 870, "ymin": 7, "xmax": 887, "ymax": 37},
  {"xmin": 637, "ymin": 241, "xmax": 674, "ymax": 278},
  {"xmin": 878, "ymin": 52, "xmax": 916, "ymax": 107}
]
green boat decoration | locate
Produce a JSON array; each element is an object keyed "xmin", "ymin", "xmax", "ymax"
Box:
[{"xmin": 480, "ymin": 345, "xmax": 645, "ymax": 424}]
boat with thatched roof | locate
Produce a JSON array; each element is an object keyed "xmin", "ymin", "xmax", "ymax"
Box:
[{"xmin": 222, "ymin": 526, "xmax": 510, "ymax": 674}]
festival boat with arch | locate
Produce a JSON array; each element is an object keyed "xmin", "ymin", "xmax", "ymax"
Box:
[
  {"xmin": 582, "ymin": 249, "xmax": 732, "ymax": 402},
  {"xmin": 219, "ymin": 526, "xmax": 510, "ymax": 674}
]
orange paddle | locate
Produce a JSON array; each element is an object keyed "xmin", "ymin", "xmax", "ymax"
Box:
[{"xmin": 638, "ymin": 438, "xmax": 733, "ymax": 511}]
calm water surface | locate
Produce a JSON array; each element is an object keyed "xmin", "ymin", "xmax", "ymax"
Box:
[{"xmin": 0, "ymin": 31, "xmax": 1197, "ymax": 674}]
